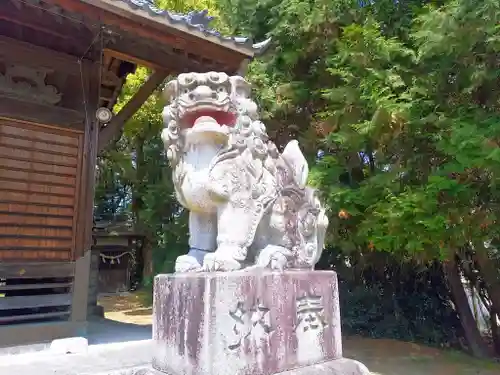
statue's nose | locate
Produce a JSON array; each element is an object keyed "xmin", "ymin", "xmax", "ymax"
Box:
[{"xmin": 191, "ymin": 85, "xmax": 216, "ymax": 101}]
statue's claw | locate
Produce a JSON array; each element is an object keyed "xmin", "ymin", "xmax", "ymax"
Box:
[
  {"xmin": 175, "ymin": 255, "xmax": 203, "ymax": 273},
  {"xmin": 202, "ymin": 252, "xmax": 243, "ymax": 272}
]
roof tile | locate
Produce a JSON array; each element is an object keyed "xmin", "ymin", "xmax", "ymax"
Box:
[{"xmin": 117, "ymin": 0, "xmax": 271, "ymax": 56}]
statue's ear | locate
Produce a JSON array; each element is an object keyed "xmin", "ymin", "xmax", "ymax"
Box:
[
  {"xmin": 229, "ymin": 75, "xmax": 252, "ymax": 98},
  {"xmin": 163, "ymin": 79, "xmax": 178, "ymax": 103}
]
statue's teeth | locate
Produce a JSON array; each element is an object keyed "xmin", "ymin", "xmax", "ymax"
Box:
[{"xmin": 194, "ymin": 116, "xmax": 217, "ymax": 125}]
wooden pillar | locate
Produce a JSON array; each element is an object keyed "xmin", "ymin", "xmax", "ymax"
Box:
[{"xmin": 70, "ymin": 59, "xmax": 100, "ymax": 324}]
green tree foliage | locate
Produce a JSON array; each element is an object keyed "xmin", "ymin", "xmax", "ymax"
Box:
[{"xmin": 218, "ymin": 0, "xmax": 500, "ymax": 356}]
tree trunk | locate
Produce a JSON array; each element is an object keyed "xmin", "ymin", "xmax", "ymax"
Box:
[
  {"xmin": 490, "ymin": 311, "xmax": 500, "ymax": 355},
  {"xmin": 142, "ymin": 238, "xmax": 153, "ymax": 281},
  {"xmin": 443, "ymin": 257, "xmax": 491, "ymax": 358},
  {"xmin": 473, "ymin": 246, "xmax": 500, "ymax": 355},
  {"xmin": 473, "ymin": 247, "xmax": 500, "ymax": 313}
]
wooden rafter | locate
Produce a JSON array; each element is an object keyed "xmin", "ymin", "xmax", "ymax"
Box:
[
  {"xmin": 1, "ymin": 1, "xmax": 92, "ymax": 42},
  {"xmin": 97, "ymin": 69, "xmax": 168, "ymax": 152}
]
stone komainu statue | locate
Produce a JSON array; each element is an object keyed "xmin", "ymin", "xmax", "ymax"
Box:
[{"xmin": 161, "ymin": 72, "xmax": 328, "ymax": 272}]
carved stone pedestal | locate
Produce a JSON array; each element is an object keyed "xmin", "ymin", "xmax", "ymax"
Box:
[{"xmin": 152, "ymin": 270, "xmax": 369, "ymax": 375}]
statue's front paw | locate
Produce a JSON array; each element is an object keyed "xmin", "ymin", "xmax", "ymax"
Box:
[
  {"xmin": 255, "ymin": 245, "xmax": 292, "ymax": 271},
  {"xmin": 202, "ymin": 253, "xmax": 242, "ymax": 272},
  {"xmin": 175, "ymin": 255, "xmax": 203, "ymax": 273}
]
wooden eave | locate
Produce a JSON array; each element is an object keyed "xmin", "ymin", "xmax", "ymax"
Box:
[
  {"xmin": 43, "ymin": 0, "xmax": 259, "ymax": 72},
  {"xmin": 79, "ymin": 0, "xmax": 256, "ymax": 57}
]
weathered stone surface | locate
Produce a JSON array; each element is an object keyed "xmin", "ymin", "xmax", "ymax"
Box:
[
  {"xmin": 98, "ymin": 358, "xmax": 369, "ymax": 375},
  {"xmin": 153, "ymin": 270, "xmax": 342, "ymax": 375}
]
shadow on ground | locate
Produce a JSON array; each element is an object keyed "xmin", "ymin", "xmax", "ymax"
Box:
[{"xmin": 87, "ymin": 318, "xmax": 152, "ymax": 345}]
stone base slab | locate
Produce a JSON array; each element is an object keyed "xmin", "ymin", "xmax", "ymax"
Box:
[
  {"xmin": 153, "ymin": 270, "xmax": 342, "ymax": 375},
  {"xmin": 98, "ymin": 359, "xmax": 370, "ymax": 375}
]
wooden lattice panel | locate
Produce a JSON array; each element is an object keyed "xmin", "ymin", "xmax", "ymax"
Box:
[{"xmin": 0, "ymin": 119, "xmax": 83, "ymax": 262}]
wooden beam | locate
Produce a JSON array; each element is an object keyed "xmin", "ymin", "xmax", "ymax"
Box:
[
  {"xmin": 0, "ymin": 294, "xmax": 72, "ymax": 310},
  {"xmin": 0, "ymin": 1, "xmax": 92, "ymax": 43},
  {"xmin": 0, "ymin": 262, "xmax": 75, "ymax": 278},
  {"xmin": 0, "ymin": 282, "xmax": 72, "ymax": 291},
  {"xmin": 70, "ymin": 248, "xmax": 91, "ymax": 322},
  {"xmin": 0, "ymin": 35, "xmax": 81, "ymax": 74},
  {"xmin": 0, "ymin": 311, "xmax": 70, "ymax": 324},
  {"xmin": 0, "ymin": 15, "xmax": 68, "ymax": 40},
  {"xmin": 73, "ymin": 60, "xmax": 99, "ymax": 261},
  {"xmin": 98, "ymin": 69, "xmax": 168, "ymax": 151},
  {"xmin": 0, "ymin": 96, "xmax": 85, "ymax": 130}
]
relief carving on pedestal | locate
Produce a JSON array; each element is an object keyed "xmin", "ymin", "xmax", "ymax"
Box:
[
  {"xmin": 227, "ymin": 299, "xmax": 274, "ymax": 351},
  {"xmin": 294, "ymin": 292, "xmax": 328, "ymax": 363},
  {"xmin": 295, "ymin": 293, "xmax": 328, "ymax": 333}
]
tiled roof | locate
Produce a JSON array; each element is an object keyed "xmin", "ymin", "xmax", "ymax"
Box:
[{"xmin": 114, "ymin": 0, "xmax": 271, "ymax": 56}]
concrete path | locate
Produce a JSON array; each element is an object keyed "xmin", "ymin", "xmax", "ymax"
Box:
[
  {"xmin": 0, "ymin": 339, "xmax": 153, "ymax": 375},
  {"xmin": 0, "ymin": 318, "xmax": 153, "ymax": 375}
]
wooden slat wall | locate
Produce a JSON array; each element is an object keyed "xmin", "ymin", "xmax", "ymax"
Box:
[
  {"xmin": 0, "ymin": 119, "xmax": 83, "ymax": 262},
  {"xmin": 0, "ymin": 262, "xmax": 75, "ymax": 325}
]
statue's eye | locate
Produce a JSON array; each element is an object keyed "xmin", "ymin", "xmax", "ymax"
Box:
[
  {"xmin": 217, "ymin": 87, "xmax": 226, "ymax": 93},
  {"xmin": 182, "ymin": 89, "xmax": 190, "ymax": 94}
]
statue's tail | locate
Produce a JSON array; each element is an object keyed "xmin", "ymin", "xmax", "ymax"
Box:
[
  {"xmin": 280, "ymin": 140, "xmax": 329, "ymax": 268},
  {"xmin": 281, "ymin": 140, "xmax": 309, "ymax": 189},
  {"xmin": 295, "ymin": 188, "xmax": 329, "ymax": 268},
  {"xmin": 315, "ymin": 206, "xmax": 329, "ymax": 265}
]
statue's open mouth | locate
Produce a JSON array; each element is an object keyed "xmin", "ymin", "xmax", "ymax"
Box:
[
  {"xmin": 181, "ymin": 109, "xmax": 237, "ymax": 129},
  {"xmin": 179, "ymin": 107, "xmax": 237, "ymax": 144}
]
